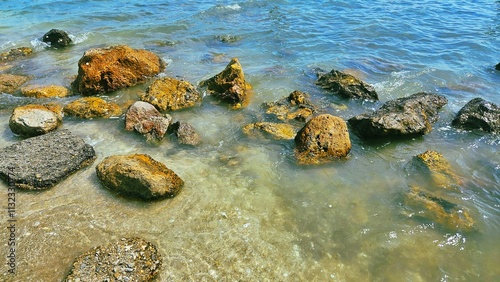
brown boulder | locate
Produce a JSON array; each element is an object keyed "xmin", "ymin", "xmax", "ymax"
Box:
[
  {"xmin": 9, "ymin": 104, "xmax": 61, "ymax": 137},
  {"xmin": 63, "ymin": 97, "xmax": 122, "ymax": 118},
  {"xmin": 295, "ymin": 114, "xmax": 351, "ymax": 165},
  {"xmin": 316, "ymin": 69, "xmax": 378, "ymax": 100},
  {"xmin": 71, "ymin": 45, "xmax": 165, "ymax": 95},
  {"xmin": 141, "ymin": 77, "xmax": 202, "ymax": 111},
  {"xmin": 243, "ymin": 122, "xmax": 296, "ymax": 140},
  {"xmin": 21, "ymin": 84, "xmax": 69, "ymax": 98},
  {"xmin": 0, "ymin": 73, "xmax": 30, "ymax": 93},
  {"xmin": 199, "ymin": 58, "xmax": 252, "ymax": 109},
  {"xmin": 125, "ymin": 101, "xmax": 172, "ymax": 141}
]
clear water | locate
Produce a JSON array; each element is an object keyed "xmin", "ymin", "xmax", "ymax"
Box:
[{"xmin": 1, "ymin": 1, "xmax": 499, "ymax": 281}]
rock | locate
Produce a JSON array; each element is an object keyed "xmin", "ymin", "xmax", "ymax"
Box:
[
  {"xmin": 0, "ymin": 73, "xmax": 30, "ymax": 93},
  {"xmin": 316, "ymin": 69, "xmax": 378, "ymax": 100},
  {"xmin": 141, "ymin": 77, "xmax": 201, "ymax": 111},
  {"xmin": 20, "ymin": 84, "xmax": 69, "ymax": 98},
  {"xmin": 9, "ymin": 104, "xmax": 61, "ymax": 137},
  {"xmin": 451, "ymin": 98, "xmax": 500, "ymax": 133},
  {"xmin": 412, "ymin": 150, "xmax": 462, "ymax": 190},
  {"xmin": 404, "ymin": 186, "xmax": 476, "ymax": 232},
  {"xmin": 199, "ymin": 58, "xmax": 252, "ymax": 109},
  {"xmin": 264, "ymin": 90, "xmax": 316, "ymax": 121},
  {"xmin": 0, "ymin": 47, "xmax": 33, "ymax": 62},
  {"xmin": 71, "ymin": 45, "xmax": 165, "ymax": 95},
  {"xmin": 496, "ymin": 62, "xmax": 500, "ymax": 70},
  {"xmin": 243, "ymin": 122, "xmax": 296, "ymax": 140},
  {"xmin": 348, "ymin": 92, "xmax": 447, "ymax": 138},
  {"xmin": 41, "ymin": 29, "xmax": 73, "ymax": 48},
  {"xmin": 0, "ymin": 129, "xmax": 96, "ymax": 190},
  {"xmin": 65, "ymin": 237, "xmax": 161, "ymax": 282},
  {"xmin": 295, "ymin": 114, "xmax": 351, "ymax": 165},
  {"xmin": 169, "ymin": 121, "xmax": 202, "ymax": 146},
  {"xmin": 96, "ymin": 154, "xmax": 184, "ymax": 199},
  {"xmin": 125, "ymin": 101, "xmax": 172, "ymax": 141},
  {"xmin": 63, "ymin": 97, "xmax": 122, "ymax": 118}
]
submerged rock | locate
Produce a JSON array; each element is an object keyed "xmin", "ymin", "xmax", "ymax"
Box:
[
  {"xmin": 243, "ymin": 122, "xmax": 296, "ymax": 140},
  {"xmin": 263, "ymin": 90, "xmax": 316, "ymax": 122},
  {"xmin": 316, "ymin": 69, "xmax": 378, "ymax": 100},
  {"xmin": 125, "ymin": 101, "xmax": 172, "ymax": 141},
  {"xmin": 65, "ymin": 237, "xmax": 162, "ymax": 282},
  {"xmin": 199, "ymin": 57, "xmax": 252, "ymax": 109},
  {"xmin": 21, "ymin": 84, "xmax": 69, "ymax": 98},
  {"xmin": 0, "ymin": 73, "xmax": 30, "ymax": 93},
  {"xmin": 0, "ymin": 47, "xmax": 33, "ymax": 62},
  {"xmin": 295, "ymin": 114, "xmax": 351, "ymax": 165},
  {"xmin": 72, "ymin": 45, "xmax": 165, "ymax": 95},
  {"xmin": 141, "ymin": 77, "xmax": 201, "ymax": 111},
  {"xmin": 451, "ymin": 97, "xmax": 499, "ymax": 133},
  {"xmin": 96, "ymin": 154, "xmax": 184, "ymax": 199},
  {"xmin": 348, "ymin": 92, "xmax": 447, "ymax": 138},
  {"xmin": 9, "ymin": 104, "xmax": 61, "ymax": 137},
  {"xmin": 412, "ymin": 150, "xmax": 462, "ymax": 190},
  {"xmin": 0, "ymin": 129, "xmax": 96, "ymax": 190},
  {"xmin": 169, "ymin": 121, "xmax": 202, "ymax": 146},
  {"xmin": 63, "ymin": 97, "xmax": 122, "ymax": 119},
  {"xmin": 42, "ymin": 29, "xmax": 73, "ymax": 48}
]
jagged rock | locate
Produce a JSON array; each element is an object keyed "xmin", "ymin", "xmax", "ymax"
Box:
[
  {"xmin": 295, "ymin": 114, "xmax": 351, "ymax": 165},
  {"xmin": 141, "ymin": 77, "xmax": 201, "ymax": 111},
  {"xmin": 42, "ymin": 29, "xmax": 72, "ymax": 48},
  {"xmin": 348, "ymin": 92, "xmax": 447, "ymax": 138},
  {"xmin": 316, "ymin": 69, "xmax": 378, "ymax": 100},
  {"xmin": 65, "ymin": 237, "xmax": 162, "ymax": 282},
  {"xmin": 20, "ymin": 84, "xmax": 69, "ymax": 98},
  {"xmin": 199, "ymin": 58, "xmax": 252, "ymax": 109},
  {"xmin": 0, "ymin": 47, "xmax": 33, "ymax": 62},
  {"xmin": 411, "ymin": 150, "xmax": 462, "ymax": 190},
  {"xmin": 0, "ymin": 73, "xmax": 30, "ymax": 93},
  {"xmin": 451, "ymin": 98, "xmax": 499, "ymax": 133},
  {"xmin": 243, "ymin": 122, "xmax": 296, "ymax": 140},
  {"xmin": 96, "ymin": 154, "xmax": 184, "ymax": 199},
  {"xmin": 125, "ymin": 101, "xmax": 172, "ymax": 141},
  {"xmin": 169, "ymin": 121, "xmax": 202, "ymax": 146},
  {"xmin": 264, "ymin": 90, "xmax": 316, "ymax": 121},
  {"xmin": 9, "ymin": 104, "xmax": 61, "ymax": 137},
  {"xmin": 72, "ymin": 45, "xmax": 165, "ymax": 95},
  {"xmin": 403, "ymin": 186, "xmax": 476, "ymax": 232},
  {"xmin": 0, "ymin": 129, "xmax": 96, "ymax": 190},
  {"xmin": 63, "ymin": 97, "xmax": 122, "ymax": 118}
]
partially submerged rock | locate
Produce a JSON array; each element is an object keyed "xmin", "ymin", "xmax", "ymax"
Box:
[
  {"xmin": 96, "ymin": 154, "xmax": 184, "ymax": 199},
  {"xmin": 263, "ymin": 90, "xmax": 316, "ymax": 121},
  {"xmin": 21, "ymin": 84, "xmax": 69, "ymax": 98},
  {"xmin": 0, "ymin": 73, "xmax": 30, "ymax": 93},
  {"xmin": 412, "ymin": 150, "xmax": 462, "ymax": 190},
  {"xmin": 141, "ymin": 77, "xmax": 202, "ymax": 111},
  {"xmin": 9, "ymin": 104, "xmax": 61, "ymax": 137},
  {"xmin": 295, "ymin": 114, "xmax": 351, "ymax": 165},
  {"xmin": 316, "ymin": 69, "xmax": 378, "ymax": 100},
  {"xmin": 348, "ymin": 92, "xmax": 447, "ymax": 138},
  {"xmin": 63, "ymin": 97, "xmax": 122, "ymax": 119},
  {"xmin": 495, "ymin": 62, "xmax": 500, "ymax": 71},
  {"xmin": 243, "ymin": 122, "xmax": 296, "ymax": 140},
  {"xmin": 0, "ymin": 129, "xmax": 96, "ymax": 190},
  {"xmin": 72, "ymin": 45, "xmax": 165, "ymax": 95},
  {"xmin": 199, "ymin": 58, "xmax": 252, "ymax": 109},
  {"xmin": 169, "ymin": 121, "xmax": 202, "ymax": 146},
  {"xmin": 65, "ymin": 237, "xmax": 162, "ymax": 282},
  {"xmin": 451, "ymin": 98, "xmax": 499, "ymax": 133},
  {"xmin": 125, "ymin": 101, "xmax": 172, "ymax": 141},
  {"xmin": 42, "ymin": 29, "xmax": 73, "ymax": 48},
  {"xmin": 0, "ymin": 47, "xmax": 33, "ymax": 62}
]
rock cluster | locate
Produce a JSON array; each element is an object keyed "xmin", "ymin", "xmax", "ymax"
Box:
[{"xmin": 263, "ymin": 90, "xmax": 316, "ymax": 121}]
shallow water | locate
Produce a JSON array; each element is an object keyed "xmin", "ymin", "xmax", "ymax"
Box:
[{"xmin": 1, "ymin": 1, "xmax": 499, "ymax": 281}]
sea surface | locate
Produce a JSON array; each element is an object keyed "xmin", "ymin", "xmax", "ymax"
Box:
[{"xmin": 1, "ymin": 0, "xmax": 499, "ymax": 281}]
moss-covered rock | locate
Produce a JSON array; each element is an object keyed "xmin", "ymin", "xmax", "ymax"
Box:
[
  {"xmin": 316, "ymin": 69, "xmax": 378, "ymax": 100},
  {"xmin": 263, "ymin": 90, "xmax": 316, "ymax": 122},
  {"xmin": 63, "ymin": 97, "xmax": 122, "ymax": 118},
  {"xmin": 21, "ymin": 84, "xmax": 69, "ymax": 98},
  {"xmin": 141, "ymin": 77, "xmax": 201, "ymax": 111}
]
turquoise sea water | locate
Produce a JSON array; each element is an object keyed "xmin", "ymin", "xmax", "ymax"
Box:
[{"xmin": 1, "ymin": 1, "xmax": 499, "ymax": 281}]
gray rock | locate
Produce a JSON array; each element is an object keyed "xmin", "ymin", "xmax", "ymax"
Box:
[
  {"xmin": 348, "ymin": 92, "xmax": 447, "ymax": 138},
  {"xmin": 170, "ymin": 121, "xmax": 202, "ymax": 146},
  {"xmin": 0, "ymin": 129, "xmax": 96, "ymax": 190},
  {"xmin": 9, "ymin": 104, "xmax": 61, "ymax": 137},
  {"xmin": 451, "ymin": 98, "xmax": 499, "ymax": 133},
  {"xmin": 65, "ymin": 237, "xmax": 162, "ymax": 282},
  {"xmin": 125, "ymin": 101, "xmax": 172, "ymax": 141},
  {"xmin": 316, "ymin": 69, "xmax": 378, "ymax": 100}
]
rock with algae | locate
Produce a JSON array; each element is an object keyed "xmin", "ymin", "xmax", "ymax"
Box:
[
  {"xmin": 316, "ymin": 68, "xmax": 378, "ymax": 100},
  {"xmin": 141, "ymin": 77, "xmax": 202, "ymax": 111},
  {"xmin": 243, "ymin": 122, "xmax": 297, "ymax": 140},
  {"xmin": 412, "ymin": 150, "xmax": 463, "ymax": 190},
  {"xmin": 263, "ymin": 90, "xmax": 317, "ymax": 122},
  {"xmin": 63, "ymin": 97, "xmax": 122, "ymax": 119}
]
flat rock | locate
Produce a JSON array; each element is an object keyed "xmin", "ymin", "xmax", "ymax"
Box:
[
  {"xmin": 0, "ymin": 129, "xmax": 96, "ymax": 190},
  {"xmin": 65, "ymin": 237, "xmax": 162, "ymax": 282},
  {"xmin": 125, "ymin": 101, "xmax": 172, "ymax": 141},
  {"xmin": 141, "ymin": 77, "xmax": 201, "ymax": 111},
  {"xmin": 42, "ymin": 29, "xmax": 73, "ymax": 48},
  {"xmin": 0, "ymin": 47, "xmax": 33, "ymax": 62},
  {"xmin": 21, "ymin": 84, "xmax": 69, "ymax": 98},
  {"xmin": 96, "ymin": 154, "xmax": 184, "ymax": 199},
  {"xmin": 316, "ymin": 69, "xmax": 378, "ymax": 100},
  {"xmin": 411, "ymin": 150, "xmax": 462, "ymax": 190},
  {"xmin": 72, "ymin": 45, "xmax": 165, "ymax": 95},
  {"xmin": 9, "ymin": 104, "xmax": 61, "ymax": 137},
  {"xmin": 243, "ymin": 122, "xmax": 296, "ymax": 140},
  {"xmin": 0, "ymin": 73, "xmax": 30, "ymax": 93},
  {"xmin": 348, "ymin": 92, "xmax": 447, "ymax": 138},
  {"xmin": 63, "ymin": 97, "xmax": 122, "ymax": 118},
  {"xmin": 451, "ymin": 97, "xmax": 499, "ymax": 133}
]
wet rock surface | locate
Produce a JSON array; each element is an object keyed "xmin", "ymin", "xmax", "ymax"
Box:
[
  {"xmin": 263, "ymin": 90, "xmax": 316, "ymax": 122},
  {"xmin": 316, "ymin": 69, "xmax": 378, "ymax": 100},
  {"xmin": 295, "ymin": 114, "xmax": 351, "ymax": 165},
  {"xmin": 243, "ymin": 122, "xmax": 297, "ymax": 140},
  {"xmin": 170, "ymin": 121, "xmax": 202, "ymax": 146},
  {"xmin": 9, "ymin": 104, "xmax": 61, "ymax": 137},
  {"xmin": 42, "ymin": 29, "xmax": 73, "ymax": 48},
  {"xmin": 0, "ymin": 73, "xmax": 30, "ymax": 93},
  {"xmin": 0, "ymin": 129, "xmax": 96, "ymax": 190},
  {"xmin": 63, "ymin": 97, "xmax": 122, "ymax": 119},
  {"xmin": 20, "ymin": 84, "xmax": 69, "ymax": 98},
  {"xmin": 125, "ymin": 101, "xmax": 172, "ymax": 141},
  {"xmin": 199, "ymin": 57, "xmax": 252, "ymax": 109},
  {"xmin": 65, "ymin": 237, "xmax": 162, "ymax": 282},
  {"xmin": 0, "ymin": 47, "xmax": 33, "ymax": 62},
  {"xmin": 411, "ymin": 150, "xmax": 462, "ymax": 190},
  {"xmin": 96, "ymin": 154, "xmax": 184, "ymax": 199},
  {"xmin": 141, "ymin": 77, "xmax": 202, "ymax": 111},
  {"xmin": 72, "ymin": 45, "xmax": 165, "ymax": 95},
  {"xmin": 348, "ymin": 92, "xmax": 447, "ymax": 138},
  {"xmin": 451, "ymin": 97, "xmax": 499, "ymax": 133}
]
